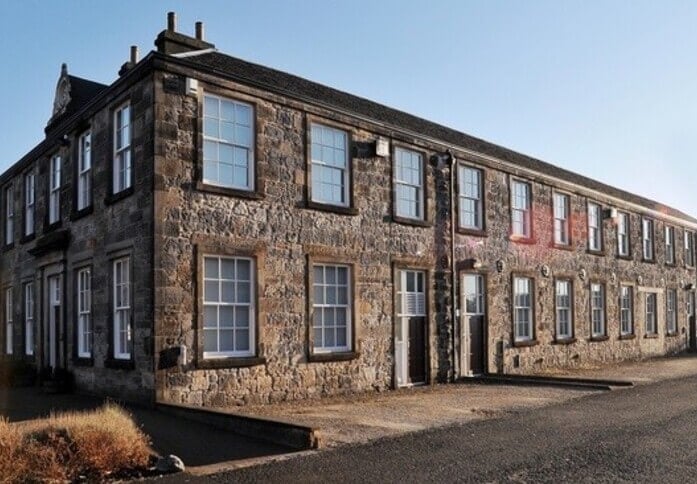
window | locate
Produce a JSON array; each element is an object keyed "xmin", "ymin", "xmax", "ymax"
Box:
[
  {"xmin": 458, "ymin": 166, "xmax": 483, "ymax": 230},
  {"xmin": 202, "ymin": 95, "xmax": 254, "ymax": 191},
  {"xmin": 310, "ymin": 123, "xmax": 349, "ymax": 206},
  {"xmin": 394, "ymin": 148, "xmax": 424, "ymax": 220},
  {"xmin": 24, "ymin": 283, "xmax": 33, "ymax": 355},
  {"xmin": 587, "ymin": 202, "xmax": 602, "ymax": 251},
  {"xmin": 642, "ymin": 218, "xmax": 654, "ymax": 260},
  {"xmin": 665, "ymin": 226, "xmax": 675, "ymax": 265},
  {"xmin": 77, "ymin": 268, "xmax": 92, "ymax": 358},
  {"xmin": 689, "ymin": 291, "xmax": 695, "ymax": 322},
  {"xmin": 685, "ymin": 230, "xmax": 695, "ymax": 267},
  {"xmin": 666, "ymin": 289, "xmax": 677, "ymax": 334},
  {"xmin": 645, "ymin": 293, "xmax": 657, "ymax": 335},
  {"xmin": 5, "ymin": 288, "xmax": 12, "ymax": 355},
  {"xmin": 510, "ymin": 180, "xmax": 531, "ymax": 239},
  {"xmin": 312, "ymin": 264, "xmax": 351, "ymax": 353},
  {"xmin": 553, "ymin": 193, "xmax": 570, "ymax": 246},
  {"xmin": 24, "ymin": 172, "xmax": 35, "ymax": 236},
  {"xmin": 48, "ymin": 155, "xmax": 61, "ymax": 224},
  {"xmin": 4, "ymin": 185, "xmax": 13, "ymax": 246},
  {"xmin": 513, "ymin": 277, "xmax": 533, "ymax": 342},
  {"xmin": 590, "ymin": 283, "xmax": 605, "ymax": 337},
  {"xmin": 113, "ymin": 258, "xmax": 131, "ymax": 359},
  {"xmin": 555, "ymin": 279, "xmax": 573, "ymax": 339},
  {"xmin": 113, "ymin": 103, "xmax": 132, "ymax": 194},
  {"xmin": 77, "ymin": 131, "xmax": 92, "ymax": 210},
  {"xmin": 617, "ymin": 212, "xmax": 630, "ymax": 257},
  {"xmin": 620, "ymin": 286, "xmax": 633, "ymax": 336},
  {"xmin": 203, "ymin": 256, "xmax": 255, "ymax": 357}
]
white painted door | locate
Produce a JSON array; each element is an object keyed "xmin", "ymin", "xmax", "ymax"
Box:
[
  {"xmin": 462, "ymin": 273, "xmax": 486, "ymax": 377},
  {"xmin": 395, "ymin": 270, "xmax": 426, "ymax": 387},
  {"xmin": 48, "ymin": 275, "xmax": 61, "ymax": 369}
]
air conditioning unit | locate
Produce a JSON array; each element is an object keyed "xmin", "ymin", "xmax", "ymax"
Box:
[{"xmin": 185, "ymin": 78, "xmax": 199, "ymax": 96}]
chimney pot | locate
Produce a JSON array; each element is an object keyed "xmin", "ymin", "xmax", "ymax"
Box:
[
  {"xmin": 195, "ymin": 21, "xmax": 204, "ymax": 41},
  {"xmin": 130, "ymin": 45, "xmax": 139, "ymax": 64},
  {"xmin": 167, "ymin": 11, "xmax": 176, "ymax": 31}
]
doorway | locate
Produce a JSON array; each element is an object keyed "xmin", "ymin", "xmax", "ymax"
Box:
[
  {"xmin": 462, "ymin": 273, "xmax": 486, "ymax": 376},
  {"xmin": 395, "ymin": 270, "xmax": 427, "ymax": 387}
]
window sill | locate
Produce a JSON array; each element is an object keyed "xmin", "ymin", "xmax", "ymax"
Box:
[
  {"xmin": 665, "ymin": 332, "xmax": 679, "ymax": 338},
  {"xmin": 392, "ymin": 215, "xmax": 432, "ymax": 228},
  {"xmin": 665, "ymin": 262, "xmax": 676, "ymax": 268},
  {"xmin": 509, "ymin": 236, "xmax": 536, "ymax": 245},
  {"xmin": 104, "ymin": 186, "xmax": 135, "ymax": 206},
  {"xmin": 589, "ymin": 335, "xmax": 609, "ymax": 342},
  {"xmin": 307, "ymin": 351, "xmax": 359, "ymax": 363},
  {"xmin": 619, "ymin": 333, "xmax": 636, "ymax": 340},
  {"xmin": 616, "ymin": 254, "xmax": 632, "ymax": 261},
  {"xmin": 73, "ymin": 356, "xmax": 94, "ymax": 367},
  {"xmin": 644, "ymin": 333, "xmax": 659, "ymax": 339},
  {"xmin": 456, "ymin": 227, "xmax": 487, "ymax": 237},
  {"xmin": 512, "ymin": 339, "xmax": 538, "ymax": 348},
  {"xmin": 2, "ymin": 243, "xmax": 14, "ymax": 253},
  {"xmin": 642, "ymin": 258, "xmax": 656, "ymax": 264},
  {"xmin": 586, "ymin": 249, "xmax": 605, "ymax": 257},
  {"xmin": 44, "ymin": 220, "xmax": 62, "ymax": 233},
  {"xmin": 552, "ymin": 243, "xmax": 573, "ymax": 252},
  {"xmin": 305, "ymin": 200, "xmax": 358, "ymax": 216},
  {"xmin": 553, "ymin": 337, "xmax": 576, "ymax": 345},
  {"xmin": 70, "ymin": 205, "xmax": 94, "ymax": 221},
  {"xmin": 105, "ymin": 358, "xmax": 135, "ymax": 370},
  {"xmin": 686, "ymin": 265, "xmax": 696, "ymax": 271},
  {"xmin": 196, "ymin": 356, "xmax": 266, "ymax": 369},
  {"xmin": 195, "ymin": 181, "xmax": 264, "ymax": 200},
  {"xmin": 19, "ymin": 233, "xmax": 35, "ymax": 244}
]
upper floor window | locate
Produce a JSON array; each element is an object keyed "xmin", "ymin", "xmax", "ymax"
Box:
[
  {"xmin": 310, "ymin": 123, "xmax": 349, "ymax": 207},
  {"xmin": 617, "ymin": 212, "xmax": 630, "ymax": 257},
  {"xmin": 510, "ymin": 180, "xmax": 531, "ymax": 239},
  {"xmin": 645, "ymin": 292, "xmax": 657, "ymax": 335},
  {"xmin": 553, "ymin": 193, "xmax": 570, "ymax": 246},
  {"xmin": 513, "ymin": 276, "xmax": 534, "ymax": 342},
  {"xmin": 394, "ymin": 148, "xmax": 424, "ymax": 220},
  {"xmin": 555, "ymin": 279, "xmax": 573, "ymax": 340},
  {"xmin": 77, "ymin": 131, "xmax": 92, "ymax": 210},
  {"xmin": 113, "ymin": 103, "xmax": 132, "ymax": 194},
  {"xmin": 202, "ymin": 95, "xmax": 254, "ymax": 191},
  {"xmin": 312, "ymin": 264, "xmax": 352, "ymax": 353},
  {"xmin": 4, "ymin": 185, "xmax": 13, "ymax": 246},
  {"xmin": 113, "ymin": 257, "xmax": 131, "ymax": 359},
  {"xmin": 458, "ymin": 165, "xmax": 483, "ymax": 231},
  {"xmin": 642, "ymin": 218, "xmax": 654, "ymax": 261},
  {"xmin": 665, "ymin": 226, "xmax": 675, "ymax": 265},
  {"xmin": 24, "ymin": 172, "xmax": 35, "ymax": 237},
  {"xmin": 587, "ymin": 202, "xmax": 602, "ymax": 251},
  {"xmin": 590, "ymin": 282, "xmax": 605, "ymax": 337},
  {"xmin": 685, "ymin": 230, "xmax": 695, "ymax": 268},
  {"xmin": 620, "ymin": 286, "xmax": 633, "ymax": 336},
  {"xmin": 48, "ymin": 155, "xmax": 61, "ymax": 224},
  {"xmin": 666, "ymin": 289, "xmax": 677, "ymax": 334}
]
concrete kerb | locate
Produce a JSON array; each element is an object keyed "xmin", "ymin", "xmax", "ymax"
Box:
[
  {"xmin": 457, "ymin": 374, "xmax": 625, "ymax": 391},
  {"xmin": 157, "ymin": 402, "xmax": 321, "ymax": 450}
]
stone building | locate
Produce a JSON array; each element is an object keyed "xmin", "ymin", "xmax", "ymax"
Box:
[{"xmin": 1, "ymin": 13, "xmax": 695, "ymax": 405}]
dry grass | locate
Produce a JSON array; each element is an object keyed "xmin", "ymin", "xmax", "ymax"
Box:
[{"xmin": 0, "ymin": 403, "xmax": 152, "ymax": 482}]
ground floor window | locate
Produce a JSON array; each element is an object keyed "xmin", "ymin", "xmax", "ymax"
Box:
[
  {"xmin": 113, "ymin": 258, "xmax": 131, "ymax": 359},
  {"xmin": 620, "ymin": 286, "xmax": 633, "ymax": 335},
  {"xmin": 646, "ymin": 292, "xmax": 657, "ymax": 335},
  {"xmin": 590, "ymin": 283, "xmax": 605, "ymax": 337},
  {"xmin": 513, "ymin": 277, "xmax": 533, "ymax": 342},
  {"xmin": 24, "ymin": 282, "xmax": 33, "ymax": 355},
  {"xmin": 5, "ymin": 288, "xmax": 12, "ymax": 355},
  {"xmin": 666, "ymin": 289, "xmax": 677, "ymax": 334},
  {"xmin": 77, "ymin": 268, "xmax": 92, "ymax": 358},
  {"xmin": 555, "ymin": 279, "xmax": 573, "ymax": 339},
  {"xmin": 312, "ymin": 264, "xmax": 351, "ymax": 353}
]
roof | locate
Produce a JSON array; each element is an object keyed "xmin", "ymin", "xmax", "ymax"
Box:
[{"xmin": 180, "ymin": 51, "xmax": 697, "ymax": 224}]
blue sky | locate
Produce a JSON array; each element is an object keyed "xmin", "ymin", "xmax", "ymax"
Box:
[{"xmin": 1, "ymin": 1, "xmax": 695, "ymax": 216}]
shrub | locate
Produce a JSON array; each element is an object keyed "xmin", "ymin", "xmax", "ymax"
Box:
[{"xmin": 0, "ymin": 403, "xmax": 152, "ymax": 482}]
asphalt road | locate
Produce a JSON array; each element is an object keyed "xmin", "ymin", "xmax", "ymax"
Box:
[{"xmin": 181, "ymin": 376, "xmax": 697, "ymax": 483}]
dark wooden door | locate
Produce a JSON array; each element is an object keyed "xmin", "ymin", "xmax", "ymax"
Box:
[
  {"xmin": 408, "ymin": 316, "xmax": 426, "ymax": 384},
  {"xmin": 469, "ymin": 314, "xmax": 485, "ymax": 375}
]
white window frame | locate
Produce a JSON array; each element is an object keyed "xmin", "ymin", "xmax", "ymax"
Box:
[
  {"xmin": 665, "ymin": 226, "xmax": 675, "ymax": 265},
  {"xmin": 5, "ymin": 288, "xmax": 12, "ymax": 355},
  {"xmin": 513, "ymin": 276, "xmax": 534, "ymax": 342},
  {"xmin": 590, "ymin": 283, "xmax": 605, "ymax": 337},
  {"xmin": 310, "ymin": 123, "xmax": 349, "ymax": 207},
  {"xmin": 685, "ymin": 230, "xmax": 695, "ymax": 268},
  {"xmin": 553, "ymin": 193, "xmax": 570, "ymax": 246},
  {"xmin": 642, "ymin": 218, "xmax": 654, "ymax": 261},
  {"xmin": 394, "ymin": 147, "xmax": 424, "ymax": 220},
  {"xmin": 5, "ymin": 185, "xmax": 13, "ymax": 246},
  {"xmin": 24, "ymin": 282, "xmax": 34, "ymax": 356},
  {"xmin": 617, "ymin": 212, "xmax": 630, "ymax": 257},
  {"xmin": 113, "ymin": 258, "xmax": 131, "ymax": 359},
  {"xmin": 555, "ymin": 279, "xmax": 573, "ymax": 339},
  {"xmin": 77, "ymin": 131, "xmax": 92, "ymax": 210},
  {"xmin": 312, "ymin": 264, "xmax": 352, "ymax": 353},
  {"xmin": 666, "ymin": 289, "xmax": 677, "ymax": 334},
  {"xmin": 202, "ymin": 94, "xmax": 255, "ymax": 191},
  {"xmin": 458, "ymin": 165, "xmax": 483, "ymax": 231},
  {"xmin": 202, "ymin": 255, "xmax": 256, "ymax": 358},
  {"xmin": 24, "ymin": 172, "xmax": 35, "ymax": 236},
  {"xmin": 645, "ymin": 292, "xmax": 657, "ymax": 335},
  {"xmin": 113, "ymin": 103, "xmax": 132, "ymax": 194},
  {"xmin": 510, "ymin": 179, "xmax": 532, "ymax": 239},
  {"xmin": 77, "ymin": 268, "xmax": 92, "ymax": 358},
  {"xmin": 587, "ymin": 202, "xmax": 602, "ymax": 251},
  {"xmin": 48, "ymin": 154, "xmax": 61, "ymax": 224},
  {"xmin": 620, "ymin": 286, "xmax": 633, "ymax": 336}
]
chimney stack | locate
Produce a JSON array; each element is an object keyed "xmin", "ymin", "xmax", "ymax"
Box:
[
  {"xmin": 167, "ymin": 11, "xmax": 177, "ymax": 31},
  {"xmin": 130, "ymin": 45, "xmax": 139, "ymax": 64},
  {"xmin": 155, "ymin": 12, "xmax": 215, "ymax": 55},
  {"xmin": 195, "ymin": 21, "xmax": 204, "ymax": 41}
]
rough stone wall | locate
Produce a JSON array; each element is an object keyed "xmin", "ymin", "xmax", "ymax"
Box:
[{"xmin": 0, "ymin": 75, "xmax": 155, "ymax": 403}]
